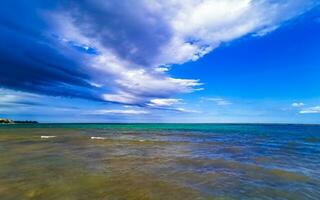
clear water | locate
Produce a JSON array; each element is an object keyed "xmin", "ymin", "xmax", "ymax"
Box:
[{"xmin": 0, "ymin": 123, "xmax": 319, "ymax": 199}]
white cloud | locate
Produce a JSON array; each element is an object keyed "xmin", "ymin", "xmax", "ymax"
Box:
[
  {"xmin": 175, "ymin": 107, "xmax": 202, "ymax": 113},
  {"xmin": 47, "ymin": 0, "xmax": 318, "ymax": 106},
  {"xmin": 202, "ymin": 97, "xmax": 232, "ymax": 106},
  {"xmin": 146, "ymin": 98, "xmax": 201, "ymax": 113},
  {"xmin": 92, "ymin": 109, "xmax": 149, "ymax": 115},
  {"xmin": 300, "ymin": 106, "xmax": 320, "ymax": 114},
  {"xmin": 102, "ymin": 92, "xmax": 141, "ymax": 105},
  {"xmin": 0, "ymin": 89, "xmax": 40, "ymax": 104},
  {"xmin": 153, "ymin": 0, "xmax": 317, "ymax": 65},
  {"xmin": 291, "ymin": 102, "xmax": 305, "ymax": 107},
  {"xmin": 0, "ymin": 94, "xmax": 19, "ymax": 103},
  {"xmin": 148, "ymin": 98, "xmax": 181, "ymax": 107}
]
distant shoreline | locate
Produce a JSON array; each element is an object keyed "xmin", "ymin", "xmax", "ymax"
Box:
[
  {"xmin": 1, "ymin": 122, "xmax": 319, "ymax": 126},
  {"xmin": 0, "ymin": 119, "xmax": 38, "ymax": 124},
  {"xmin": 0, "ymin": 118, "xmax": 319, "ymax": 126}
]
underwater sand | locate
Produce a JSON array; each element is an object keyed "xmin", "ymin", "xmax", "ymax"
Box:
[{"xmin": 0, "ymin": 124, "xmax": 319, "ymax": 199}]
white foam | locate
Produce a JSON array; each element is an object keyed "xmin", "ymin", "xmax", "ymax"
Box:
[
  {"xmin": 41, "ymin": 136, "xmax": 56, "ymax": 139},
  {"xmin": 90, "ymin": 136, "xmax": 106, "ymax": 140},
  {"xmin": 139, "ymin": 140, "xmax": 145, "ymax": 142}
]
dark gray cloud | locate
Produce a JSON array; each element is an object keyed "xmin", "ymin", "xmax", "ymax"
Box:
[
  {"xmin": 61, "ymin": 0, "xmax": 172, "ymax": 67},
  {"xmin": 0, "ymin": 1, "xmax": 104, "ymax": 101}
]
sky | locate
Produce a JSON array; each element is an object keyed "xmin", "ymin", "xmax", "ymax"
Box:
[{"xmin": 0, "ymin": 0, "xmax": 320, "ymax": 123}]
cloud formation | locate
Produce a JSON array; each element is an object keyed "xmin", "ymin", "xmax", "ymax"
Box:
[
  {"xmin": 0, "ymin": 0, "xmax": 318, "ymax": 108},
  {"xmin": 148, "ymin": 98, "xmax": 182, "ymax": 107},
  {"xmin": 0, "ymin": 89, "xmax": 42, "ymax": 106},
  {"xmin": 300, "ymin": 106, "xmax": 320, "ymax": 114},
  {"xmin": 91, "ymin": 109, "xmax": 150, "ymax": 115},
  {"xmin": 201, "ymin": 97, "xmax": 232, "ymax": 106},
  {"xmin": 292, "ymin": 102, "xmax": 305, "ymax": 107}
]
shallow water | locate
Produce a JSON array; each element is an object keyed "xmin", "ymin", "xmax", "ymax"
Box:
[{"xmin": 0, "ymin": 124, "xmax": 319, "ymax": 199}]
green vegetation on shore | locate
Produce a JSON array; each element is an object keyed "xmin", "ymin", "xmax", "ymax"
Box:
[
  {"xmin": 0, "ymin": 119, "xmax": 13, "ymax": 124},
  {"xmin": 0, "ymin": 119, "xmax": 38, "ymax": 124}
]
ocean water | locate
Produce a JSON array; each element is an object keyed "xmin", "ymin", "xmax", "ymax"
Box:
[{"xmin": 0, "ymin": 123, "xmax": 319, "ymax": 200}]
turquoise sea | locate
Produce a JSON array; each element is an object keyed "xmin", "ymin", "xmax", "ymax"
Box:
[{"xmin": 0, "ymin": 123, "xmax": 319, "ymax": 199}]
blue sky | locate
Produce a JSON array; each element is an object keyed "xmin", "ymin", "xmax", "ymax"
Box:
[{"xmin": 0, "ymin": 0, "xmax": 320, "ymax": 123}]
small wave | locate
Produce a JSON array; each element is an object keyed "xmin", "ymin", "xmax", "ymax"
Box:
[
  {"xmin": 90, "ymin": 136, "xmax": 106, "ymax": 140},
  {"xmin": 40, "ymin": 136, "xmax": 56, "ymax": 139}
]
